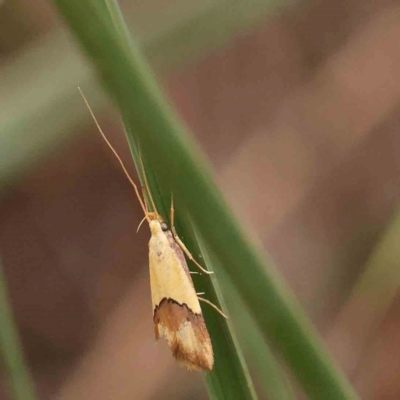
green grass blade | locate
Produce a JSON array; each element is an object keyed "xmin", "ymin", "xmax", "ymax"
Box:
[
  {"xmin": 218, "ymin": 271, "xmax": 296, "ymax": 399},
  {"xmin": 184, "ymin": 221, "xmax": 258, "ymax": 399},
  {"xmin": 78, "ymin": 2, "xmax": 259, "ymax": 399},
  {"xmin": 0, "ymin": 262, "xmax": 38, "ymax": 400},
  {"xmin": 196, "ymin": 235, "xmax": 295, "ymax": 400},
  {"xmin": 54, "ymin": 0, "xmax": 359, "ymax": 398}
]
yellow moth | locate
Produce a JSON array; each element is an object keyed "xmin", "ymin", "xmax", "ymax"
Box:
[{"xmin": 79, "ymin": 89, "xmax": 226, "ymax": 372}]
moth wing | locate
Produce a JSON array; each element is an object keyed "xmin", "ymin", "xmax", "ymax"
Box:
[
  {"xmin": 149, "ymin": 228, "xmax": 213, "ymax": 371},
  {"xmin": 154, "ymin": 299, "xmax": 214, "ymax": 371},
  {"xmin": 149, "ymin": 229, "xmax": 201, "ymax": 313}
]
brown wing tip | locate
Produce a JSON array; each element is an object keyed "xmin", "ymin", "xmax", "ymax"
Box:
[
  {"xmin": 154, "ymin": 298, "xmax": 214, "ymax": 372},
  {"xmin": 178, "ymin": 355, "xmax": 213, "ymax": 372},
  {"xmin": 170, "ymin": 332, "xmax": 214, "ymax": 372}
]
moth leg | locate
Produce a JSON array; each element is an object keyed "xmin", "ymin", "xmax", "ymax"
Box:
[
  {"xmin": 175, "ymin": 236, "xmax": 213, "ymax": 275},
  {"xmin": 197, "ymin": 297, "xmax": 228, "ymax": 319},
  {"xmin": 170, "ymin": 197, "xmax": 213, "ymax": 275}
]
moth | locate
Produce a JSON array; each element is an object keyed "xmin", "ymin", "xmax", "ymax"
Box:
[
  {"xmin": 79, "ymin": 89, "xmax": 226, "ymax": 371},
  {"xmin": 147, "ymin": 199, "xmax": 215, "ymax": 371}
]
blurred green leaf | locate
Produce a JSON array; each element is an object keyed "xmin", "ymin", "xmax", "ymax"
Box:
[
  {"xmin": 0, "ymin": 0, "xmax": 286, "ymax": 188},
  {"xmin": 0, "ymin": 262, "xmax": 38, "ymax": 400},
  {"xmin": 327, "ymin": 208, "xmax": 400, "ymax": 371},
  {"xmin": 352, "ymin": 209, "xmax": 400, "ymax": 312}
]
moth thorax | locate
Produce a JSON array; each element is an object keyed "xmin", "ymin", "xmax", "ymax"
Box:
[{"xmin": 149, "ymin": 219, "xmax": 163, "ymax": 235}]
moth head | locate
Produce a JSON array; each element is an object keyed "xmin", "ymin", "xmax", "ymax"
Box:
[{"xmin": 148, "ymin": 212, "xmax": 168, "ymax": 234}]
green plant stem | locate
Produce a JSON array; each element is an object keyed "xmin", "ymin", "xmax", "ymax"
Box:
[
  {"xmin": 0, "ymin": 262, "xmax": 38, "ymax": 400},
  {"xmin": 54, "ymin": 0, "xmax": 359, "ymax": 398}
]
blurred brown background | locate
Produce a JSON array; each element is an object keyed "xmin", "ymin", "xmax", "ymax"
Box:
[{"xmin": 1, "ymin": 0, "xmax": 400, "ymax": 399}]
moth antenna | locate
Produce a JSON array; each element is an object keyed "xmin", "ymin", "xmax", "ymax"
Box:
[
  {"xmin": 141, "ymin": 185, "xmax": 150, "ymax": 214},
  {"xmin": 78, "ymin": 87, "xmax": 149, "ymax": 223},
  {"xmin": 139, "ymin": 154, "xmax": 159, "ymax": 216},
  {"xmin": 197, "ymin": 297, "xmax": 228, "ymax": 319},
  {"xmin": 137, "ymin": 215, "xmax": 147, "ymax": 232}
]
